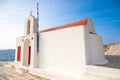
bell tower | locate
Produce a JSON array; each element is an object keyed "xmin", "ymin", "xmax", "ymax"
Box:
[
  {"xmin": 25, "ymin": 11, "xmax": 38, "ymax": 35},
  {"xmin": 15, "ymin": 3, "xmax": 40, "ymax": 68},
  {"xmin": 21, "ymin": 10, "xmax": 39, "ymax": 68}
]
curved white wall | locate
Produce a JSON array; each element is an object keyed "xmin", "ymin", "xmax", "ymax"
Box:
[{"xmin": 89, "ymin": 34, "xmax": 108, "ymax": 64}]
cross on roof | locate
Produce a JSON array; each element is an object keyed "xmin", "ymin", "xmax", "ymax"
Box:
[{"xmin": 30, "ymin": 10, "xmax": 33, "ymax": 16}]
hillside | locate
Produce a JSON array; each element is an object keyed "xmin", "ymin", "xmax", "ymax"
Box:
[
  {"xmin": 104, "ymin": 43, "xmax": 120, "ymax": 55},
  {"xmin": 102, "ymin": 44, "xmax": 120, "ymax": 69}
]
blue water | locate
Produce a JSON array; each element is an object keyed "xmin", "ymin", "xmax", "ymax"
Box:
[{"xmin": 0, "ymin": 49, "xmax": 15, "ymax": 61}]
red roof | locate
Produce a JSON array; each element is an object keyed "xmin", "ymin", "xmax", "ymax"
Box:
[{"xmin": 40, "ymin": 18, "xmax": 88, "ymax": 33}]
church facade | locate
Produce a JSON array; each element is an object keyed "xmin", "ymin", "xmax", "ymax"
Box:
[{"xmin": 15, "ymin": 12, "xmax": 108, "ymax": 77}]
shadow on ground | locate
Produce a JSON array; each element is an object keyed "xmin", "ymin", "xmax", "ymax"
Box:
[{"xmin": 97, "ymin": 55, "xmax": 120, "ymax": 69}]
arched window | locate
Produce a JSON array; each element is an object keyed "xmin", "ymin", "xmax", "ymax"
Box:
[{"xmin": 27, "ymin": 20, "xmax": 30, "ymax": 34}]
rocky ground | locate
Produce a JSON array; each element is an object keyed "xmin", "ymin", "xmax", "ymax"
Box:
[
  {"xmin": 99, "ymin": 43, "xmax": 120, "ymax": 69},
  {"xmin": 0, "ymin": 63, "xmax": 49, "ymax": 80}
]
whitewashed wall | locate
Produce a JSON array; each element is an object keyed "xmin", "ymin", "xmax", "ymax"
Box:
[
  {"xmin": 39, "ymin": 26, "xmax": 86, "ymax": 74},
  {"xmin": 89, "ymin": 34, "xmax": 108, "ymax": 64},
  {"xmin": 15, "ymin": 34, "xmax": 38, "ymax": 68},
  {"xmin": 84, "ymin": 19, "xmax": 108, "ymax": 65}
]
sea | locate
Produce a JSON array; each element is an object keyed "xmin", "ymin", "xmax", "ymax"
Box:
[{"xmin": 0, "ymin": 49, "xmax": 15, "ymax": 61}]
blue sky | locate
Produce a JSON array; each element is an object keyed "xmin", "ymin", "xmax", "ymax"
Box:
[{"xmin": 0, "ymin": 0, "xmax": 120, "ymax": 49}]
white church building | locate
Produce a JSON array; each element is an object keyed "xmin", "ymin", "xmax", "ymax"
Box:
[{"xmin": 15, "ymin": 12, "xmax": 108, "ymax": 79}]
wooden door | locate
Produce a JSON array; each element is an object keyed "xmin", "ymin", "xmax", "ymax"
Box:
[
  {"xmin": 28, "ymin": 46, "xmax": 31, "ymax": 65},
  {"xmin": 17, "ymin": 46, "xmax": 21, "ymax": 61}
]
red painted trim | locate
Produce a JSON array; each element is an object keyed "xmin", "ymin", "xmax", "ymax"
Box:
[
  {"xmin": 17, "ymin": 46, "xmax": 21, "ymax": 61},
  {"xmin": 40, "ymin": 19, "xmax": 88, "ymax": 33},
  {"xmin": 28, "ymin": 46, "xmax": 31, "ymax": 65}
]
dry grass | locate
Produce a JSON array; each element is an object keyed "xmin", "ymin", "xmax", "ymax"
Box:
[
  {"xmin": 103, "ymin": 43, "xmax": 116, "ymax": 52},
  {"xmin": 103, "ymin": 45, "xmax": 111, "ymax": 52}
]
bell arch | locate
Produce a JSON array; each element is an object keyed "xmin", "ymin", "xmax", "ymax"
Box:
[
  {"xmin": 27, "ymin": 20, "xmax": 31, "ymax": 35},
  {"xmin": 24, "ymin": 11, "xmax": 38, "ymax": 35}
]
